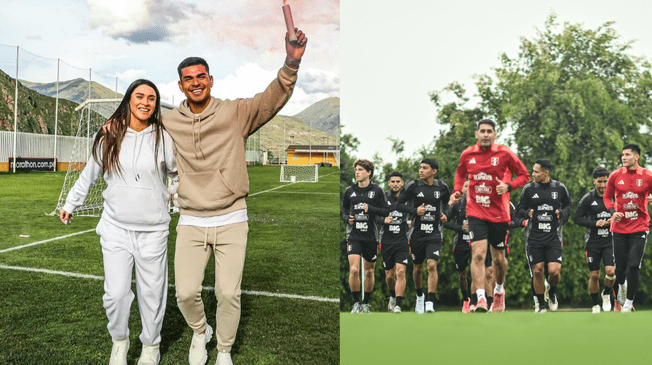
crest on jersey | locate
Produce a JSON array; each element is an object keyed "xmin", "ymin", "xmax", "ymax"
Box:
[
  {"xmin": 368, "ymin": 191, "xmax": 375, "ymax": 199},
  {"xmin": 636, "ymin": 179, "xmax": 643, "ymax": 187},
  {"xmin": 434, "ymin": 191, "xmax": 441, "ymax": 198},
  {"xmin": 491, "ymin": 157, "xmax": 499, "ymax": 166},
  {"xmin": 551, "ymin": 192, "xmax": 558, "ymax": 199}
]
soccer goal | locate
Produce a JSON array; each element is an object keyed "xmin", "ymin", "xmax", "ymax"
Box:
[
  {"xmin": 49, "ymin": 99, "xmax": 177, "ymax": 217},
  {"xmin": 280, "ymin": 164, "xmax": 319, "ymax": 183},
  {"xmin": 49, "ymin": 99, "xmax": 120, "ymax": 217}
]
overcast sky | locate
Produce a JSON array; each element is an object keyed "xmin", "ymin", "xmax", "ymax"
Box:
[
  {"xmin": 341, "ymin": 0, "xmax": 652, "ymax": 165},
  {"xmin": 0, "ymin": 0, "xmax": 339, "ymax": 115}
]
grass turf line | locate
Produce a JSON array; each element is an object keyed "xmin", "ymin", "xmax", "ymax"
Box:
[
  {"xmin": 0, "ymin": 167, "xmax": 338, "ymax": 364},
  {"xmin": 340, "ymin": 311, "xmax": 652, "ymax": 364}
]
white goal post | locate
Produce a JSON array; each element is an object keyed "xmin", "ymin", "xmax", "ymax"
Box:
[
  {"xmin": 49, "ymin": 99, "xmax": 175, "ymax": 217},
  {"xmin": 280, "ymin": 164, "xmax": 319, "ymax": 183}
]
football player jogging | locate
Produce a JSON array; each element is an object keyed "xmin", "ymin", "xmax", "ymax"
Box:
[
  {"xmin": 379, "ymin": 172, "xmax": 411, "ymax": 313},
  {"xmin": 399, "ymin": 159, "xmax": 450, "ymax": 313},
  {"xmin": 574, "ymin": 167, "xmax": 615, "ymax": 314},
  {"xmin": 603, "ymin": 144, "xmax": 652, "ymax": 313},
  {"xmin": 516, "ymin": 159, "xmax": 573, "ymax": 313},
  {"xmin": 444, "ymin": 181, "xmax": 473, "ymax": 313},
  {"xmin": 342, "ymin": 159, "xmax": 388, "ymax": 313},
  {"xmin": 449, "ymin": 119, "xmax": 530, "ymax": 313}
]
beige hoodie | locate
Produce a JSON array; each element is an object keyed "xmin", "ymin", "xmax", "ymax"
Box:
[{"xmin": 163, "ymin": 64, "xmax": 298, "ymax": 217}]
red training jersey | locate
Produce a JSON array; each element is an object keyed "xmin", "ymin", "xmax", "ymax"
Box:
[
  {"xmin": 603, "ymin": 165, "xmax": 652, "ymax": 234},
  {"xmin": 453, "ymin": 142, "xmax": 530, "ymax": 223}
]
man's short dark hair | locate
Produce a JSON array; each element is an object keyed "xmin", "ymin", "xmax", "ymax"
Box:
[
  {"xmin": 177, "ymin": 57, "xmax": 210, "ymax": 79},
  {"xmin": 477, "ymin": 119, "xmax": 496, "ymax": 131},
  {"xmin": 623, "ymin": 144, "xmax": 641, "ymax": 156},
  {"xmin": 420, "ymin": 158, "xmax": 439, "ymax": 170},
  {"xmin": 354, "ymin": 159, "xmax": 374, "ymax": 178},
  {"xmin": 592, "ymin": 167, "xmax": 609, "ymax": 179},
  {"xmin": 388, "ymin": 171, "xmax": 403, "ymax": 181},
  {"xmin": 535, "ymin": 159, "xmax": 553, "ymax": 171}
]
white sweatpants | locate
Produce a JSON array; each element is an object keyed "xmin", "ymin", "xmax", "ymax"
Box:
[{"xmin": 96, "ymin": 218, "xmax": 169, "ymax": 346}]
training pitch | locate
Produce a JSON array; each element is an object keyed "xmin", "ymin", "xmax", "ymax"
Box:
[
  {"xmin": 0, "ymin": 166, "xmax": 339, "ymax": 364},
  {"xmin": 340, "ymin": 310, "xmax": 652, "ymax": 364}
]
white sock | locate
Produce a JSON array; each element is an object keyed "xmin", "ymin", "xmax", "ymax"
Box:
[
  {"xmin": 476, "ymin": 289, "xmax": 486, "ymax": 300},
  {"xmin": 625, "ymin": 299, "xmax": 634, "ymax": 307},
  {"xmin": 494, "ymin": 283, "xmax": 504, "ymax": 294}
]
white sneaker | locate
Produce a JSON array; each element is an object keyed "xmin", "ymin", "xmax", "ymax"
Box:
[
  {"xmin": 215, "ymin": 351, "xmax": 233, "ymax": 365},
  {"xmin": 549, "ymin": 293, "xmax": 558, "ymax": 311},
  {"xmin": 415, "ymin": 294, "xmax": 425, "ymax": 314},
  {"xmin": 189, "ymin": 324, "xmax": 213, "ymax": 365},
  {"xmin": 592, "ymin": 305, "xmax": 601, "ymax": 314},
  {"xmin": 618, "ymin": 281, "xmax": 627, "ymax": 305},
  {"xmin": 109, "ymin": 339, "xmax": 129, "ymax": 365},
  {"xmin": 544, "ymin": 281, "xmax": 550, "ymax": 303},
  {"xmin": 393, "ymin": 306, "xmax": 402, "ymax": 313},
  {"xmin": 602, "ymin": 292, "xmax": 612, "ymax": 312},
  {"xmin": 137, "ymin": 344, "xmax": 160, "ymax": 365},
  {"xmin": 387, "ymin": 296, "xmax": 396, "ymax": 312},
  {"xmin": 425, "ymin": 301, "xmax": 435, "ymax": 313},
  {"xmin": 621, "ymin": 304, "xmax": 633, "ymax": 313},
  {"xmin": 533, "ymin": 296, "xmax": 539, "ymax": 312}
]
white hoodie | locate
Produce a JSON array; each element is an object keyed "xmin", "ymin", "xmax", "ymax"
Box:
[{"xmin": 64, "ymin": 125, "xmax": 177, "ymax": 231}]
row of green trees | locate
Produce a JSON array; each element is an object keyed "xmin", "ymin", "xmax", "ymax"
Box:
[{"xmin": 340, "ymin": 14, "xmax": 652, "ymax": 311}]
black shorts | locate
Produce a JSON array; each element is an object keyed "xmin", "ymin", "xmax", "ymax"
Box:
[
  {"xmin": 381, "ymin": 242, "xmax": 410, "ymax": 271},
  {"xmin": 526, "ymin": 243, "xmax": 562, "ymax": 266},
  {"xmin": 612, "ymin": 232, "xmax": 648, "ymax": 271},
  {"xmin": 410, "ymin": 238, "xmax": 442, "ymax": 265},
  {"xmin": 453, "ymin": 248, "xmax": 471, "ymax": 272},
  {"xmin": 586, "ymin": 245, "xmax": 614, "ymax": 271},
  {"xmin": 468, "ymin": 217, "xmax": 509, "ymax": 250},
  {"xmin": 347, "ymin": 240, "xmax": 378, "ymax": 263}
]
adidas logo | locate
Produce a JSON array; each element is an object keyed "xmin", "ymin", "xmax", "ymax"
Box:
[
  {"xmin": 350, "ymin": 192, "xmax": 357, "ymax": 197},
  {"xmin": 496, "ymin": 242, "xmax": 505, "ymax": 247},
  {"xmin": 434, "ymin": 250, "xmax": 440, "ymax": 255},
  {"xmin": 591, "ymin": 201, "xmax": 598, "ymax": 206},
  {"xmin": 372, "ymin": 255, "xmax": 377, "ymax": 260},
  {"xmin": 532, "ymin": 193, "xmax": 539, "ymax": 198},
  {"xmin": 618, "ymin": 180, "xmax": 624, "ymax": 185},
  {"xmin": 403, "ymin": 259, "xmax": 408, "ymax": 264},
  {"xmin": 417, "ymin": 192, "xmax": 425, "ymax": 197},
  {"xmin": 558, "ymin": 256, "xmax": 563, "ymax": 262},
  {"xmin": 469, "ymin": 158, "xmax": 476, "ymax": 164}
]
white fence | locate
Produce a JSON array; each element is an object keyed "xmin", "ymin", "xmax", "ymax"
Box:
[{"xmin": 0, "ymin": 130, "xmax": 82, "ymax": 163}]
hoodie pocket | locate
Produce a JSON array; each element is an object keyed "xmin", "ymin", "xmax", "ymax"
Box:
[
  {"xmin": 103, "ymin": 185, "xmax": 165, "ymax": 225},
  {"xmin": 178, "ymin": 169, "xmax": 237, "ymax": 210}
]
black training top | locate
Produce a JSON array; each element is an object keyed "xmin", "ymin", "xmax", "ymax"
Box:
[
  {"xmin": 342, "ymin": 182, "xmax": 387, "ymax": 242},
  {"xmin": 516, "ymin": 180, "xmax": 573, "ymax": 246},
  {"xmin": 398, "ymin": 179, "xmax": 450, "ymax": 243},
  {"xmin": 379, "ymin": 190, "xmax": 410, "ymax": 245},
  {"xmin": 574, "ymin": 189, "xmax": 612, "ymax": 249}
]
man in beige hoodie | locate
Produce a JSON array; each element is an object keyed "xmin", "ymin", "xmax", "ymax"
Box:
[{"xmin": 164, "ymin": 30, "xmax": 308, "ymax": 365}]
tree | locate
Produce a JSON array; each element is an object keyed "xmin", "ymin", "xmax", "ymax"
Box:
[{"xmin": 471, "ymin": 13, "xmax": 652, "ymax": 306}]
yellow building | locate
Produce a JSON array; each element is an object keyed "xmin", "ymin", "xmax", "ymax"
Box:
[{"xmin": 285, "ymin": 145, "xmax": 339, "ymax": 166}]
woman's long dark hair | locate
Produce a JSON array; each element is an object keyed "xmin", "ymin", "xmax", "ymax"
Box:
[{"xmin": 92, "ymin": 79, "xmax": 164, "ymax": 175}]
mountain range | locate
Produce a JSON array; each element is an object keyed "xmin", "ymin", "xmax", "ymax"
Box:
[{"xmin": 1, "ymin": 69, "xmax": 340, "ymax": 150}]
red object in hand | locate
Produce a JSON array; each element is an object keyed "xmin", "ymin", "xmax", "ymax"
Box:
[{"xmin": 282, "ymin": 4, "xmax": 297, "ymax": 42}]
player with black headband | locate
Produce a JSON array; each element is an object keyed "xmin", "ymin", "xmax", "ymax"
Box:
[
  {"xmin": 603, "ymin": 144, "xmax": 652, "ymax": 313},
  {"xmin": 379, "ymin": 171, "xmax": 411, "ymax": 313},
  {"xmin": 574, "ymin": 167, "xmax": 615, "ymax": 314},
  {"xmin": 342, "ymin": 159, "xmax": 388, "ymax": 313},
  {"xmin": 516, "ymin": 159, "xmax": 573, "ymax": 313},
  {"xmin": 444, "ymin": 180, "xmax": 472, "ymax": 313},
  {"xmin": 398, "ymin": 159, "xmax": 450, "ymax": 313},
  {"xmin": 449, "ymin": 119, "xmax": 530, "ymax": 313}
]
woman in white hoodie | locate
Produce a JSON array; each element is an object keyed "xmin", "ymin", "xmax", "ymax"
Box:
[{"xmin": 60, "ymin": 79, "xmax": 176, "ymax": 365}]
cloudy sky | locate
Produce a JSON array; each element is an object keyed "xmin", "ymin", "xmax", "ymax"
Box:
[
  {"xmin": 341, "ymin": 0, "xmax": 652, "ymax": 165},
  {"xmin": 0, "ymin": 0, "xmax": 339, "ymax": 115}
]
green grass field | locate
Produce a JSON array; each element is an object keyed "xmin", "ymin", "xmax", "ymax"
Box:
[
  {"xmin": 341, "ymin": 311, "xmax": 652, "ymax": 364},
  {"xmin": 0, "ymin": 166, "xmax": 339, "ymax": 364}
]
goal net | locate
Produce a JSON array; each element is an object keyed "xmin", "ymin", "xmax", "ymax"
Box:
[
  {"xmin": 49, "ymin": 99, "xmax": 119, "ymax": 217},
  {"xmin": 50, "ymin": 99, "xmax": 176, "ymax": 217},
  {"xmin": 280, "ymin": 164, "xmax": 318, "ymax": 183}
]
